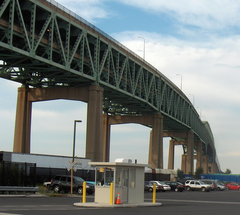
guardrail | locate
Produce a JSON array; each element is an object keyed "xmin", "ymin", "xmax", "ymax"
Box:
[{"xmin": 0, "ymin": 186, "xmax": 39, "ymax": 195}]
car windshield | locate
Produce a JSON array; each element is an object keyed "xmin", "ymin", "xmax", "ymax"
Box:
[
  {"xmin": 151, "ymin": 181, "xmax": 162, "ymax": 185},
  {"xmin": 199, "ymin": 181, "xmax": 205, "ymax": 185},
  {"xmin": 74, "ymin": 176, "xmax": 85, "ymax": 183},
  {"xmin": 217, "ymin": 182, "xmax": 224, "ymax": 185},
  {"xmin": 159, "ymin": 182, "xmax": 167, "ymax": 185}
]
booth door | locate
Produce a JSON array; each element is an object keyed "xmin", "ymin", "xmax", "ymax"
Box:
[
  {"xmin": 115, "ymin": 168, "xmax": 129, "ymax": 203},
  {"xmin": 121, "ymin": 168, "xmax": 129, "ymax": 203}
]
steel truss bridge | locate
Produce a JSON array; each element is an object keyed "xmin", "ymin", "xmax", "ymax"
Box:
[{"xmin": 0, "ymin": 0, "xmax": 220, "ymax": 172}]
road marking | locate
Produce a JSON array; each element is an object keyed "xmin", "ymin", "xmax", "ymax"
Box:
[
  {"xmin": 0, "ymin": 213, "xmax": 22, "ymax": 215},
  {"xmin": 148, "ymin": 199, "xmax": 240, "ymax": 205},
  {"xmin": 0, "ymin": 205, "xmax": 98, "ymax": 211}
]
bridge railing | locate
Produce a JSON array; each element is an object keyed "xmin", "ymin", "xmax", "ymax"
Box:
[{"xmin": 44, "ymin": 0, "xmax": 183, "ymax": 97}]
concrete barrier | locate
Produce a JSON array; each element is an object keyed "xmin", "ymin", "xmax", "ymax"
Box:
[{"xmin": 0, "ymin": 186, "xmax": 39, "ymax": 195}]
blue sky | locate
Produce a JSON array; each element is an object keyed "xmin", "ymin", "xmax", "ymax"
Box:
[{"xmin": 1, "ymin": 0, "xmax": 240, "ymax": 173}]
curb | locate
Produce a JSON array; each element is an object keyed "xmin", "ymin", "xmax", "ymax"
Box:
[{"xmin": 74, "ymin": 202, "xmax": 162, "ymax": 208}]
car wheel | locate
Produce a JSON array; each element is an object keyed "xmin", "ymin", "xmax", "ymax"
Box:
[
  {"xmin": 53, "ymin": 185, "xmax": 60, "ymax": 193},
  {"xmin": 175, "ymin": 188, "xmax": 178, "ymax": 192},
  {"xmin": 186, "ymin": 186, "xmax": 191, "ymax": 191},
  {"xmin": 201, "ymin": 187, "xmax": 206, "ymax": 192},
  {"xmin": 77, "ymin": 187, "xmax": 83, "ymax": 195},
  {"xmin": 226, "ymin": 187, "xmax": 229, "ymax": 190},
  {"xmin": 238, "ymin": 188, "xmax": 240, "ymax": 191},
  {"xmin": 148, "ymin": 187, "xmax": 153, "ymax": 192}
]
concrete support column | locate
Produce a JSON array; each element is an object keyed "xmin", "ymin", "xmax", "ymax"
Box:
[
  {"xmin": 181, "ymin": 154, "xmax": 187, "ymax": 173},
  {"xmin": 13, "ymin": 87, "xmax": 32, "ymax": 153},
  {"xmin": 186, "ymin": 131, "xmax": 194, "ymax": 174},
  {"xmin": 86, "ymin": 85, "xmax": 104, "ymax": 162},
  {"xmin": 196, "ymin": 141, "xmax": 202, "ymax": 169},
  {"xmin": 148, "ymin": 114, "xmax": 163, "ymax": 169},
  {"xmin": 208, "ymin": 162, "xmax": 216, "ymax": 174},
  {"xmin": 168, "ymin": 139, "xmax": 175, "ymax": 169},
  {"xmin": 202, "ymin": 155, "xmax": 208, "ymax": 174},
  {"xmin": 102, "ymin": 113, "xmax": 111, "ymax": 162}
]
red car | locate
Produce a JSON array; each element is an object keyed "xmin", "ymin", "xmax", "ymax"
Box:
[{"xmin": 226, "ymin": 183, "xmax": 240, "ymax": 190}]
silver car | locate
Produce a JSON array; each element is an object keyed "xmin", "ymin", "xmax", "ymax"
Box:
[
  {"xmin": 216, "ymin": 182, "xmax": 226, "ymax": 191},
  {"xmin": 150, "ymin": 181, "xmax": 171, "ymax": 191}
]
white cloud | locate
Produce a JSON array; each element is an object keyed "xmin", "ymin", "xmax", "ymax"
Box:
[
  {"xmin": 56, "ymin": 0, "xmax": 110, "ymax": 23},
  {"xmin": 118, "ymin": 0, "xmax": 240, "ymax": 30},
  {"xmin": 218, "ymin": 151, "xmax": 240, "ymax": 157},
  {"xmin": 109, "ymin": 30, "xmax": 240, "ymax": 173}
]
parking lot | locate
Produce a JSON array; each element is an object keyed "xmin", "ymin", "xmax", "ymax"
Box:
[{"xmin": 0, "ymin": 189, "xmax": 240, "ymax": 215}]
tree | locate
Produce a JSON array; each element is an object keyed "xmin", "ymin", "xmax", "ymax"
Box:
[
  {"xmin": 224, "ymin": 168, "xmax": 231, "ymax": 174},
  {"xmin": 194, "ymin": 167, "xmax": 204, "ymax": 179}
]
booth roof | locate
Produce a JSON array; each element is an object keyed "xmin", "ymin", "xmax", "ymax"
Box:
[{"xmin": 88, "ymin": 162, "xmax": 151, "ymax": 168}]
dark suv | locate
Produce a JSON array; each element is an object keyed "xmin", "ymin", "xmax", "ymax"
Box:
[{"xmin": 50, "ymin": 175, "xmax": 95, "ymax": 194}]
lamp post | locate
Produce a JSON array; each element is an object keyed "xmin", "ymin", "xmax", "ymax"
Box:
[
  {"xmin": 71, "ymin": 120, "xmax": 82, "ymax": 194},
  {"xmin": 176, "ymin": 74, "xmax": 182, "ymax": 91},
  {"xmin": 189, "ymin": 94, "xmax": 195, "ymax": 107},
  {"xmin": 197, "ymin": 107, "xmax": 201, "ymax": 119},
  {"xmin": 137, "ymin": 36, "xmax": 145, "ymax": 60}
]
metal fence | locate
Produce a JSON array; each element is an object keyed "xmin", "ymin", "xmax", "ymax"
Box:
[
  {"xmin": 201, "ymin": 174, "xmax": 240, "ymax": 183},
  {"xmin": 144, "ymin": 173, "xmax": 170, "ymax": 182},
  {"xmin": 36, "ymin": 167, "xmax": 95, "ymax": 183},
  {"xmin": 36, "ymin": 167, "xmax": 170, "ymax": 184},
  {"xmin": 0, "ymin": 161, "xmax": 36, "ymax": 186}
]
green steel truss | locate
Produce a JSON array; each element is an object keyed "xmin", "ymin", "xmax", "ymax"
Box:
[{"xmin": 0, "ymin": 0, "xmax": 219, "ymax": 170}]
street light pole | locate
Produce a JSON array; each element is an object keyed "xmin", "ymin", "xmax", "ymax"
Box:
[
  {"xmin": 189, "ymin": 94, "xmax": 195, "ymax": 107},
  {"xmin": 137, "ymin": 36, "xmax": 145, "ymax": 60},
  {"xmin": 176, "ymin": 74, "xmax": 182, "ymax": 91},
  {"xmin": 71, "ymin": 120, "xmax": 82, "ymax": 194},
  {"xmin": 197, "ymin": 107, "xmax": 201, "ymax": 119}
]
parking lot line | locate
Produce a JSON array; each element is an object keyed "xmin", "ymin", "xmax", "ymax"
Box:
[{"xmin": 150, "ymin": 199, "xmax": 240, "ymax": 205}]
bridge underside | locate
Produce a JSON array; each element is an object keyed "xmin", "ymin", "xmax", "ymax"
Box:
[{"xmin": 13, "ymin": 85, "xmax": 218, "ymax": 173}]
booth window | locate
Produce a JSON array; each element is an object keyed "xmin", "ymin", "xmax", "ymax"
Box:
[
  {"xmin": 96, "ymin": 167, "xmax": 114, "ymax": 186},
  {"xmin": 116, "ymin": 168, "xmax": 129, "ymax": 187},
  {"xmin": 130, "ymin": 168, "xmax": 136, "ymax": 188}
]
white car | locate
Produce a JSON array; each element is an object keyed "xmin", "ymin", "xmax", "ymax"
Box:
[
  {"xmin": 43, "ymin": 181, "xmax": 51, "ymax": 190},
  {"xmin": 150, "ymin": 181, "xmax": 171, "ymax": 191},
  {"xmin": 185, "ymin": 180, "xmax": 211, "ymax": 192}
]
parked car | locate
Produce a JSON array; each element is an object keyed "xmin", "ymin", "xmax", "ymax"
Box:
[
  {"xmin": 200, "ymin": 180, "xmax": 217, "ymax": 191},
  {"xmin": 226, "ymin": 182, "xmax": 240, "ymax": 190},
  {"xmin": 185, "ymin": 180, "xmax": 211, "ymax": 192},
  {"xmin": 216, "ymin": 182, "xmax": 226, "ymax": 191},
  {"xmin": 144, "ymin": 181, "xmax": 163, "ymax": 192},
  {"xmin": 50, "ymin": 175, "xmax": 95, "ymax": 194},
  {"xmin": 163, "ymin": 181, "xmax": 184, "ymax": 192},
  {"xmin": 150, "ymin": 181, "xmax": 171, "ymax": 191}
]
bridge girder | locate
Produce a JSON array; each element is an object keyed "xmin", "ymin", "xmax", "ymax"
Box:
[{"xmin": 0, "ymin": 0, "xmax": 219, "ymax": 171}]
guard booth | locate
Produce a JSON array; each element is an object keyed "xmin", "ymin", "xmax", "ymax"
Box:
[{"xmin": 89, "ymin": 159, "xmax": 149, "ymax": 205}]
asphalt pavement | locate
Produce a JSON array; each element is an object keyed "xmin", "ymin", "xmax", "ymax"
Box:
[{"xmin": 0, "ymin": 190, "xmax": 240, "ymax": 215}]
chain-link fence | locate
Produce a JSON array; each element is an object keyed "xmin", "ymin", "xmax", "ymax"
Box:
[
  {"xmin": 36, "ymin": 167, "xmax": 95, "ymax": 183},
  {"xmin": 145, "ymin": 173, "xmax": 170, "ymax": 181}
]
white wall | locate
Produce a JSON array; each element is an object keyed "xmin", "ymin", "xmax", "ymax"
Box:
[{"xmin": 10, "ymin": 153, "xmax": 91, "ymax": 169}]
